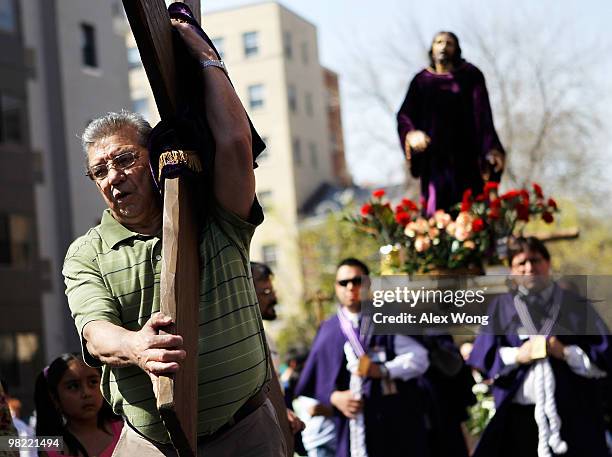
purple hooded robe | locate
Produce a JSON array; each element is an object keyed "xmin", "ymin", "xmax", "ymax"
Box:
[
  {"xmin": 294, "ymin": 314, "xmax": 428, "ymax": 457},
  {"xmin": 468, "ymin": 285, "xmax": 612, "ymax": 457},
  {"xmin": 397, "ymin": 63, "xmax": 505, "ymax": 214}
]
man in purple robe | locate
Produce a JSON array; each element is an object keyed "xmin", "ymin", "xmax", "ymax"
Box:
[
  {"xmin": 468, "ymin": 237, "xmax": 612, "ymax": 457},
  {"xmin": 294, "ymin": 258, "xmax": 430, "ymax": 457},
  {"xmin": 397, "ymin": 31, "xmax": 505, "ymax": 215}
]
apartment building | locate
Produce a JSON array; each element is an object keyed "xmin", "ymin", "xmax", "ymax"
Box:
[{"xmin": 0, "ymin": 0, "xmax": 131, "ymax": 411}]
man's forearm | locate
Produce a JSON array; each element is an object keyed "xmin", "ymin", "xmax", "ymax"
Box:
[
  {"xmin": 83, "ymin": 321, "xmax": 136, "ymax": 368},
  {"xmin": 200, "ymin": 68, "xmax": 251, "ymax": 149}
]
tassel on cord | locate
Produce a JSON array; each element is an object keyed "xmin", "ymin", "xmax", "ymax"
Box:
[
  {"xmin": 542, "ymin": 360, "xmax": 568, "ymax": 454},
  {"xmin": 533, "ymin": 359, "xmax": 568, "ymax": 457},
  {"xmin": 158, "ymin": 149, "xmax": 203, "ymax": 180}
]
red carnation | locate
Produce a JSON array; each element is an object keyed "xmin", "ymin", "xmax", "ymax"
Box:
[
  {"xmin": 401, "ymin": 198, "xmax": 418, "ymax": 212},
  {"xmin": 516, "ymin": 203, "xmax": 530, "ymax": 221},
  {"xmin": 501, "ymin": 190, "xmax": 521, "ymax": 200},
  {"xmin": 484, "ymin": 182, "xmax": 499, "ymax": 194},
  {"xmin": 360, "ymin": 204, "xmax": 373, "ymax": 216},
  {"xmin": 532, "ymin": 183, "xmax": 543, "ymax": 198},
  {"xmin": 461, "ymin": 189, "xmax": 473, "ymax": 212},
  {"xmin": 519, "ymin": 189, "xmax": 530, "ymax": 203},
  {"xmin": 547, "ymin": 198, "xmax": 557, "ymax": 210},
  {"xmin": 472, "ymin": 218, "xmax": 485, "ymax": 232},
  {"xmin": 395, "ymin": 211, "xmax": 411, "ymax": 226},
  {"xmin": 372, "ymin": 189, "xmax": 385, "ymax": 198},
  {"xmin": 542, "ymin": 212, "xmax": 554, "ymax": 224}
]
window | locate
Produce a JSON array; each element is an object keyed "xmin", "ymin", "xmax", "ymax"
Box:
[
  {"xmin": 132, "ymin": 98, "xmax": 149, "ymax": 120},
  {"xmin": 212, "ymin": 37, "xmax": 225, "ymax": 59},
  {"xmin": 288, "ymin": 85, "xmax": 297, "ymax": 113},
  {"xmin": 305, "ymin": 92, "xmax": 313, "ymax": 117},
  {"xmin": 283, "ymin": 31, "xmax": 292, "ymax": 59},
  {"xmin": 0, "ymin": 214, "xmax": 31, "ymax": 268},
  {"xmin": 243, "ymin": 31, "xmax": 259, "ymax": 58},
  {"xmin": 248, "ymin": 84, "xmax": 264, "ymax": 109},
  {"xmin": 0, "ymin": 0, "xmax": 16, "ymax": 33},
  {"xmin": 309, "ymin": 143, "xmax": 318, "ymax": 169},
  {"xmin": 127, "ymin": 47, "xmax": 141, "ymax": 69},
  {"xmin": 0, "ymin": 94, "xmax": 24, "ymax": 144},
  {"xmin": 261, "ymin": 244, "xmax": 278, "ymax": 269},
  {"xmin": 258, "ymin": 190, "xmax": 273, "ymax": 210},
  {"xmin": 80, "ymin": 23, "xmax": 98, "ymax": 68},
  {"xmin": 301, "ymin": 42, "xmax": 309, "ymax": 64},
  {"xmin": 0, "ymin": 332, "xmax": 39, "ymax": 388},
  {"xmin": 293, "ymin": 138, "xmax": 302, "ymax": 165}
]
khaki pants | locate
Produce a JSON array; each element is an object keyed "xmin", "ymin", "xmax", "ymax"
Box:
[{"xmin": 111, "ymin": 400, "xmax": 286, "ymax": 457}]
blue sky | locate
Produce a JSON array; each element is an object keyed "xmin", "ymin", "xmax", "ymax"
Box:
[{"xmin": 202, "ymin": 0, "xmax": 612, "ymax": 187}]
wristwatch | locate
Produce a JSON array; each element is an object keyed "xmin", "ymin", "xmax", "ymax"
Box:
[{"xmin": 199, "ymin": 59, "xmax": 227, "ymax": 75}]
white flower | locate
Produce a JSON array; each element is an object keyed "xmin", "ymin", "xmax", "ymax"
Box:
[{"xmin": 472, "ymin": 383, "xmax": 489, "ymax": 395}]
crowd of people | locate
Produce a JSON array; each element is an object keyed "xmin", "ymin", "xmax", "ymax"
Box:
[
  {"xmin": 1, "ymin": 14, "xmax": 609, "ymax": 457},
  {"xmin": 3, "ymin": 238, "xmax": 610, "ymax": 456}
]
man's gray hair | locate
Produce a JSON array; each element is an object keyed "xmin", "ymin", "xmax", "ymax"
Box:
[{"xmin": 81, "ymin": 110, "xmax": 152, "ymax": 154}]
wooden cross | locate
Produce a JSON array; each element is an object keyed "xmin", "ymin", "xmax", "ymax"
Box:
[
  {"xmin": 121, "ymin": 2, "xmax": 294, "ymax": 456},
  {"xmin": 121, "ymin": 1, "xmax": 201, "ymax": 455}
]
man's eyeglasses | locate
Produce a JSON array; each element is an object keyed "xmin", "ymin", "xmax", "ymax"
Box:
[
  {"xmin": 336, "ymin": 277, "xmax": 363, "ymax": 287},
  {"xmin": 256, "ymin": 288, "xmax": 273, "ymax": 296},
  {"xmin": 86, "ymin": 151, "xmax": 139, "ymax": 181}
]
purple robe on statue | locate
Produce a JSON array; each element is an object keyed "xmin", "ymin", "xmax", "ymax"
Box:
[
  {"xmin": 396, "ymin": 62, "xmax": 505, "ymax": 214},
  {"xmin": 467, "ymin": 285, "xmax": 612, "ymax": 457},
  {"xmin": 294, "ymin": 314, "xmax": 428, "ymax": 457}
]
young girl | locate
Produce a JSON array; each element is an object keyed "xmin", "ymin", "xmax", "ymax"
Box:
[{"xmin": 34, "ymin": 353, "xmax": 123, "ymax": 457}]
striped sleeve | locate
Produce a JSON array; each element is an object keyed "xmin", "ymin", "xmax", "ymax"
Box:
[
  {"xmin": 212, "ymin": 198, "xmax": 264, "ymax": 251},
  {"xmin": 63, "ymin": 235, "xmax": 122, "ymax": 366}
]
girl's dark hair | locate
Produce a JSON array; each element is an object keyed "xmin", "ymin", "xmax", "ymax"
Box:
[
  {"xmin": 428, "ymin": 31, "xmax": 464, "ymax": 68},
  {"xmin": 34, "ymin": 353, "xmax": 120, "ymax": 457}
]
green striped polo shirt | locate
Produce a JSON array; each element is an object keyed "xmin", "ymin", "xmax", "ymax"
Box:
[{"xmin": 63, "ymin": 202, "xmax": 269, "ymax": 443}]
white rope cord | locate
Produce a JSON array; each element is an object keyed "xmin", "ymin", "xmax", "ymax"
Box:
[
  {"xmin": 513, "ymin": 291, "xmax": 567, "ymax": 456},
  {"xmin": 344, "ymin": 343, "xmax": 368, "ymax": 457},
  {"xmin": 541, "ymin": 359, "xmax": 568, "ymax": 455}
]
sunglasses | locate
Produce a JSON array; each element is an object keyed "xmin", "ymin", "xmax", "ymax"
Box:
[
  {"xmin": 336, "ymin": 277, "xmax": 363, "ymax": 287},
  {"xmin": 86, "ymin": 150, "xmax": 139, "ymax": 181}
]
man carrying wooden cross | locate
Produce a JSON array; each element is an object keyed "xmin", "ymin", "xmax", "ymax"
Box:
[{"xmin": 62, "ymin": 16, "xmax": 285, "ymax": 457}]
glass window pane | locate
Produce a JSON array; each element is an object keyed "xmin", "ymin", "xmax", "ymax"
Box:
[
  {"xmin": 0, "ymin": 0, "xmax": 16, "ymax": 33},
  {"xmin": 127, "ymin": 47, "xmax": 141, "ymax": 69},
  {"xmin": 212, "ymin": 37, "xmax": 225, "ymax": 59},
  {"xmin": 9, "ymin": 214, "xmax": 30, "ymax": 268},
  {"xmin": 288, "ymin": 85, "xmax": 297, "ymax": 113},
  {"xmin": 283, "ymin": 31, "xmax": 292, "ymax": 59},
  {"xmin": 81, "ymin": 23, "xmax": 98, "ymax": 68},
  {"xmin": 248, "ymin": 84, "xmax": 264, "ymax": 109},
  {"xmin": 243, "ymin": 31, "xmax": 259, "ymax": 57},
  {"xmin": 293, "ymin": 138, "xmax": 302, "ymax": 165},
  {"xmin": 309, "ymin": 143, "xmax": 318, "ymax": 169},
  {"xmin": 0, "ymin": 94, "xmax": 24, "ymax": 144}
]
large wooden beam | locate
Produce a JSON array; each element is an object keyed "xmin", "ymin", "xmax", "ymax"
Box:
[{"xmin": 122, "ymin": 1, "xmax": 200, "ymax": 455}]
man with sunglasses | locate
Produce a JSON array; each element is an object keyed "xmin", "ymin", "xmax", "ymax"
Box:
[
  {"xmin": 63, "ymin": 15, "xmax": 284, "ymax": 457},
  {"xmin": 295, "ymin": 258, "xmax": 430, "ymax": 457}
]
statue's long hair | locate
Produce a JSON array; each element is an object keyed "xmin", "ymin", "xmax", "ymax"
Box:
[{"xmin": 428, "ymin": 31, "xmax": 465, "ymax": 68}]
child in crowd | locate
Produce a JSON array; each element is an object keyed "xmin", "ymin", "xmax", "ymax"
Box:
[{"xmin": 34, "ymin": 353, "xmax": 123, "ymax": 457}]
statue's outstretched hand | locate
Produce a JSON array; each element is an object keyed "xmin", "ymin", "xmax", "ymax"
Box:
[{"xmin": 405, "ymin": 130, "xmax": 430, "ymax": 159}]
